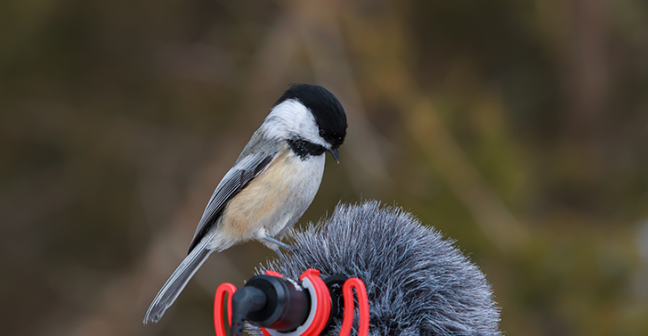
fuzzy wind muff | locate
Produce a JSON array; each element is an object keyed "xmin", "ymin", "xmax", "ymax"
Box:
[{"xmin": 250, "ymin": 201, "xmax": 502, "ymax": 336}]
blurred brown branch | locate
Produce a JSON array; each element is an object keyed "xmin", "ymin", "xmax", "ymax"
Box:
[{"xmin": 332, "ymin": 2, "xmax": 529, "ymax": 252}]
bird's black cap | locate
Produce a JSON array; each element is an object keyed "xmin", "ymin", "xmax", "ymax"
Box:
[{"xmin": 274, "ymin": 84, "xmax": 347, "ymax": 149}]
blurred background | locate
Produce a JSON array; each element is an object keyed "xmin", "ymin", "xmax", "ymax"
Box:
[{"xmin": 2, "ymin": 0, "xmax": 648, "ymax": 335}]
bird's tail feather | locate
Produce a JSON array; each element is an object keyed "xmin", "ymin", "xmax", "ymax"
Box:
[{"xmin": 143, "ymin": 238, "xmax": 214, "ymax": 324}]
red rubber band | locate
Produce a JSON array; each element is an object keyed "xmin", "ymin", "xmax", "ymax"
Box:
[
  {"xmin": 214, "ymin": 283, "xmax": 237, "ymax": 336},
  {"xmin": 298, "ymin": 269, "xmax": 331, "ymax": 336},
  {"xmin": 340, "ymin": 278, "xmax": 370, "ymax": 336}
]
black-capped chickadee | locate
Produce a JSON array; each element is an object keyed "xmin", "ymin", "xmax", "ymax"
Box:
[{"xmin": 143, "ymin": 84, "xmax": 347, "ymax": 324}]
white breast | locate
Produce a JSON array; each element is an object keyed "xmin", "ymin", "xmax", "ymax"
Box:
[{"xmin": 266, "ymin": 151, "xmax": 325, "ymax": 237}]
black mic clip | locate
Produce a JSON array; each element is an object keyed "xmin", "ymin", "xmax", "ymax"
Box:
[{"xmin": 214, "ymin": 269, "xmax": 369, "ymax": 336}]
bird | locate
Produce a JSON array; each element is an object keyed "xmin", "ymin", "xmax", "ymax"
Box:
[{"xmin": 143, "ymin": 84, "xmax": 347, "ymax": 324}]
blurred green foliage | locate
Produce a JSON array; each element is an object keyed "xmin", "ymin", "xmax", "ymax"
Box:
[{"xmin": 2, "ymin": 0, "xmax": 648, "ymax": 335}]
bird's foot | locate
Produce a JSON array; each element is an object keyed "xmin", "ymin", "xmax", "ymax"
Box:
[
  {"xmin": 273, "ymin": 248, "xmax": 286, "ymax": 262},
  {"xmin": 263, "ymin": 235, "xmax": 291, "ymax": 250},
  {"xmin": 263, "ymin": 236, "xmax": 291, "ymax": 262}
]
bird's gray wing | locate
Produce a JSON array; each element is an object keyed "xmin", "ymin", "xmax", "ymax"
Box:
[{"xmin": 187, "ymin": 151, "xmax": 275, "ymax": 253}]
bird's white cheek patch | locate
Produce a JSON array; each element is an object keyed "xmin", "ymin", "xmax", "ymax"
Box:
[{"xmin": 263, "ymin": 99, "xmax": 327, "ymax": 147}]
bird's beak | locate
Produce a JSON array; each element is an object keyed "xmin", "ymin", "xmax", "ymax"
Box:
[{"xmin": 328, "ymin": 148, "xmax": 340, "ymax": 164}]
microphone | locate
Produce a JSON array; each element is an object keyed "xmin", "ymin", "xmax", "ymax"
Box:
[
  {"xmin": 244, "ymin": 200, "xmax": 503, "ymax": 336},
  {"xmin": 226, "ymin": 275, "xmax": 306, "ymax": 336}
]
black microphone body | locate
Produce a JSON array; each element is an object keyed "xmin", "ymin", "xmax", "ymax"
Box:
[{"xmin": 249, "ymin": 201, "xmax": 502, "ymax": 336}]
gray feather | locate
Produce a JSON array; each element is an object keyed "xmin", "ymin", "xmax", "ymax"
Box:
[
  {"xmin": 143, "ymin": 236, "xmax": 214, "ymax": 324},
  {"xmin": 251, "ymin": 201, "xmax": 502, "ymax": 336}
]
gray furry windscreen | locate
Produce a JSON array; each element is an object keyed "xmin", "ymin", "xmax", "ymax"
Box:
[{"xmin": 252, "ymin": 201, "xmax": 502, "ymax": 336}]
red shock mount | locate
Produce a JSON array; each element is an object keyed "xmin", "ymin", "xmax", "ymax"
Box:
[{"xmin": 214, "ymin": 269, "xmax": 369, "ymax": 336}]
